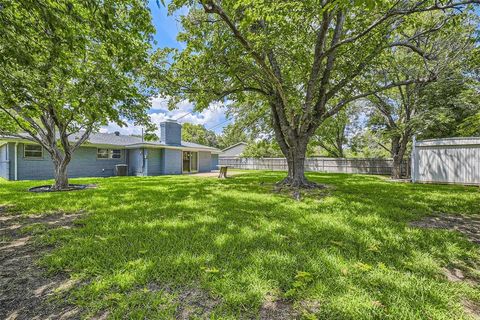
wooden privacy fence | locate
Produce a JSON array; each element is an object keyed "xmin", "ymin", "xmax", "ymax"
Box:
[{"xmin": 219, "ymin": 157, "xmax": 410, "ymax": 176}]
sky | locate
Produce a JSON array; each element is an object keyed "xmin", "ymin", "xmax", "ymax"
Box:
[{"xmin": 101, "ymin": 1, "xmax": 230, "ymax": 136}]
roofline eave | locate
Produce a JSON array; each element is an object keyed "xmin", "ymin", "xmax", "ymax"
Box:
[{"xmin": 0, "ymin": 137, "xmax": 222, "ymax": 153}]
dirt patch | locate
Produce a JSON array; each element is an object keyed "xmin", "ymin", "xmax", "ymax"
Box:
[
  {"xmin": 174, "ymin": 287, "xmax": 220, "ymax": 319},
  {"xmin": 462, "ymin": 299, "xmax": 480, "ymax": 319},
  {"xmin": 266, "ymin": 182, "xmax": 330, "ymax": 201},
  {"xmin": 411, "ymin": 214, "xmax": 480, "ymax": 318},
  {"xmin": 410, "ymin": 214, "xmax": 480, "ymax": 244},
  {"xmin": 259, "ymin": 295, "xmax": 298, "ymax": 320},
  {"xmin": 187, "ymin": 171, "xmax": 246, "ymax": 178},
  {"xmin": 138, "ymin": 283, "xmax": 220, "ymax": 319},
  {"xmin": 0, "ymin": 208, "xmax": 83, "ymax": 319}
]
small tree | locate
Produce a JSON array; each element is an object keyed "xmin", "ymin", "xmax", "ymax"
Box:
[
  {"xmin": 0, "ymin": 0, "xmax": 157, "ymax": 189},
  {"xmin": 161, "ymin": 0, "xmax": 478, "ymax": 187}
]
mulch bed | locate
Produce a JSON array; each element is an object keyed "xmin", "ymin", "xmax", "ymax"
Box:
[
  {"xmin": 0, "ymin": 207, "xmax": 82, "ymax": 319},
  {"xmin": 29, "ymin": 184, "xmax": 97, "ymax": 193}
]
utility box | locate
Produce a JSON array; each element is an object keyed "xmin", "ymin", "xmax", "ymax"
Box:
[{"xmin": 115, "ymin": 164, "xmax": 128, "ymax": 176}]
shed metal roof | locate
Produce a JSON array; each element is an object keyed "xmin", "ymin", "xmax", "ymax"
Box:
[{"xmin": 416, "ymin": 137, "xmax": 480, "ymax": 147}]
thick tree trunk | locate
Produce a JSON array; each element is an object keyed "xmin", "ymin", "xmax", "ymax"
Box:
[
  {"xmin": 391, "ymin": 135, "xmax": 408, "ymax": 179},
  {"xmin": 277, "ymin": 139, "xmax": 318, "ymax": 188},
  {"xmin": 51, "ymin": 156, "xmax": 71, "ymax": 191},
  {"xmin": 391, "ymin": 155, "xmax": 403, "ymax": 179}
]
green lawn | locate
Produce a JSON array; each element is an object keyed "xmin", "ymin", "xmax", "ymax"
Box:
[{"xmin": 1, "ymin": 172, "xmax": 479, "ymax": 319}]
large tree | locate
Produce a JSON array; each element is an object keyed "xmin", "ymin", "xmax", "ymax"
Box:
[
  {"xmin": 182, "ymin": 123, "xmax": 219, "ymax": 147},
  {"xmin": 0, "ymin": 0, "xmax": 157, "ymax": 190},
  {"xmin": 160, "ymin": 0, "xmax": 479, "ymax": 187},
  {"xmin": 364, "ymin": 14, "xmax": 478, "ymax": 178}
]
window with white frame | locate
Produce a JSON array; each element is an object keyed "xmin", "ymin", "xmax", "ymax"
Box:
[
  {"xmin": 111, "ymin": 149, "xmax": 121, "ymax": 159},
  {"xmin": 97, "ymin": 148, "xmax": 122, "ymax": 159},
  {"xmin": 24, "ymin": 144, "xmax": 43, "ymax": 159}
]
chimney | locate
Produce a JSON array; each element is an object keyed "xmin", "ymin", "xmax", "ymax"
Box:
[
  {"xmin": 160, "ymin": 119, "xmax": 182, "ymax": 145},
  {"xmin": 114, "ymin": 131, "xmax": 120, "ymax": 136}
]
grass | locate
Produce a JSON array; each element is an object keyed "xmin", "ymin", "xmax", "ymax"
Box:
[{"xmin": 0, "ymin": 171, "xmax": 479, "ymax": 319}]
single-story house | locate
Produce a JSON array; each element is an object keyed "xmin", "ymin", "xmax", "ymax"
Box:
[
  {"xmin": 0, "ymin": 120, "xmax": 221, "ymax": 181},
  {"xmin": 220, "ymin": 142, "xmax": 248, "ymax": 158}
]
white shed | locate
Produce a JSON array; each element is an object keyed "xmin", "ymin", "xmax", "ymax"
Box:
[{"xmin": 411, "ymin": 137, "xmax": 480, "ymax": 185}]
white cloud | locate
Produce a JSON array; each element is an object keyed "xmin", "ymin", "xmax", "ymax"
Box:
[{"xmin": 101, "ymin": 97, "xmax": 230, "ymax": 136}]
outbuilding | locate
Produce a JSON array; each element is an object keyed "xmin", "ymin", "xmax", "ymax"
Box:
[{"xmin": 411, "ymin": 137, "xmax": 480, "ymax": 185}]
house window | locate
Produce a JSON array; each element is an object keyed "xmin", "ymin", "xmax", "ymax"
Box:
[
  {"xmin": 97, "ymin": 148, "xmax": 122, "ymax": 159},
  {"xmin": 111, "ymin": 149, "xmax": 121, "ymax": 159},
  {"xmin": 24, "ymin": 144, "xmax": 43, "ymax": 159}
]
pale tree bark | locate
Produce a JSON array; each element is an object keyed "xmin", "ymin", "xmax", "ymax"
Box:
[{"xmin": 52, "ymin": 156, "xmax": 70, "ymax": 190}]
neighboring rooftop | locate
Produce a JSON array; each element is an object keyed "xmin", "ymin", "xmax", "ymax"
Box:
[{"xmin": 220, "ymin": 142, "xmax": 248, "ymax": 157}]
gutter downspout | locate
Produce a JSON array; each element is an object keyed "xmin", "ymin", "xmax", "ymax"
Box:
[{"xmin": 14, "ymin": 142, "xmax": 18, "ymax": 181}]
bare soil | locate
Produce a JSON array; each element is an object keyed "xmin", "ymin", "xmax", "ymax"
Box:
[
  {"xmin": 259, "ymin": 298, "xmax": 297, "ymax": 320},
  {"xmin": 174, "ymin": 287, "xmax": 220, "ymax": 319},
  {"xmin": 0, "ymin": 207, "xmax": 82, "ymax": 320},
  {"xmin": 411, "ymin": 213, "xmax": 480, "ymax": 319},
  {"xmin": 271, "ymin": 183, "xmax": 330, "ymax": 201},
  {"xmin": 410, "ymin": 214, "xmax": 480, "ymax": 244}
]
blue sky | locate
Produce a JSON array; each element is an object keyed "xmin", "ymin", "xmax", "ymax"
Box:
[{"xmin": 102, "ymin": 1, "xmax": 230, "ymax": 136}]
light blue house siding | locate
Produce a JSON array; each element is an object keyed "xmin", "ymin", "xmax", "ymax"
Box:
[
  {"xmin": 0, "ymin": 144, "xmax": 9, "ymax": 179},
  {"xmin": 8, "ymin": 143, "xmax": 16, "ymax": 180},
  {"xmin": 211, "ymin": 154, "xmax": 219, "ymax": 171},
  {"xmin": 0, "ymin": 121, "xmax": 223, "ymax": 181},
  {"xmin": 199, "ymin": 151, "xmax": 212, "ymax": 172},
  {"xmin": 0, "ymin": 142, "xmax": 219, "ymax": 181},
  {"xmin": 128, "ymin": 148, "xmax": 145, "ymax": 176},
  {"xmin": 162, "ymin": 149, "xmax": 182, "ymax": 174},
  {"xmin": 147, "ymin": 148, "xmax": 162, "ymax": 176},
  {"xmin": 14, "ymin": 143, "xmax": 126, "ymax": 180}
]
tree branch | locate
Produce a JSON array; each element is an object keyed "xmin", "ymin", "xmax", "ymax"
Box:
[
  {"xmin": 321, "ymin": 0, "xmax": 479, "ymax": 55},
  {"xmin": 328, "ymin": 77, "xmax": 433, "ymax": 118},
  {"xmin": 200, "ymin": 1, "xmax": 288, "ymax": 108}
]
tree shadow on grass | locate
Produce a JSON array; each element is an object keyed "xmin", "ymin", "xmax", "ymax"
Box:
[{"xmin": 0, "ymin": 172, "xmax": 479, "ymax": 319}]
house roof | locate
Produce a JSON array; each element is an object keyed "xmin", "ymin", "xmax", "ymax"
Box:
[
  {"xmin": 221, "ymin": 141, "xmax": 248, "ymax": 152},
  {"xmin": 0, "ymin": 132, "xmax": 222, "ymax": 153},
  {"xmin": 220, "ymin": 142, "xmax": 248, "ymax": 158}
]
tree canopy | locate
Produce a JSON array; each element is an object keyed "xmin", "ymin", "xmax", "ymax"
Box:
[
  {"xmin": 160, "ymin": 0, "xmax": 480, "ymax": 187},
  {"xmin": 0, "ymin": 0, "xmax": 157, "ymax": 189},
  {"xmin": 182, "ymin": 123, "xmax": 219, "ymax": 147}
]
